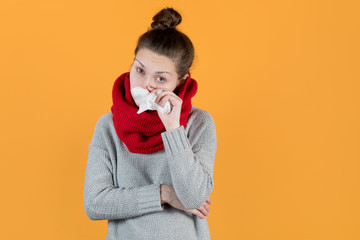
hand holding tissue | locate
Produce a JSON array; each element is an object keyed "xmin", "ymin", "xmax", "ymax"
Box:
[{"xmin": 130, "ymin": 87, "xmax": 171, "ymax": 114}]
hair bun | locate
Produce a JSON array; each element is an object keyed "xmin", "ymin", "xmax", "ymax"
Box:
[{"xmin": 151, "ymin": 8, "xmax": 182, "ymax": 30}]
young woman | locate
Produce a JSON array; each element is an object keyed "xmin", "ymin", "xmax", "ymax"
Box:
[{"xmin": 84, "ymin": 8, "xmax": 217, "ymax": 240}]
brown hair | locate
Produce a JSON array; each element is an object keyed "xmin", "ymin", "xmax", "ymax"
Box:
[{"xmin": 134, "ymin": 8, "xmax": 194, "ymax": 83}]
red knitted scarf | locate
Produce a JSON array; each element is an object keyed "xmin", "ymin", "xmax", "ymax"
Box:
[{"xmin": 111, "ymin": 72, "xmax": 198, "ymax": 154}]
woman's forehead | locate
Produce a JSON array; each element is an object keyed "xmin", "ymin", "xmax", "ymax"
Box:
[{"xmin": 135, "ymin": 48, "xmax": 177, "ymax": 71}]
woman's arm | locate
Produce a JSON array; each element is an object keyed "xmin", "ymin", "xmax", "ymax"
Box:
[
  {"xmin": 160, "ymin": 111, "xmax": 217, "ymax": 210},
  {"xmin": 83, "ymin": 121, "xmax": 164, "ymax": 221},
  {"xmin": 160, "ymin": 184, "xmax": 212, "ymax": 219}
]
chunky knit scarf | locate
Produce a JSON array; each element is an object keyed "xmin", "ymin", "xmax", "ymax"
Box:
[{"xmin": 111, "ymin": 72, "xmax": 198, "ymax": 154}]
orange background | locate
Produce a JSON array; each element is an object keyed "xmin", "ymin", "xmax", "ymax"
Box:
[{"xmin": 1, "ymin": 0, "xmax": 359, "ymax": 239}]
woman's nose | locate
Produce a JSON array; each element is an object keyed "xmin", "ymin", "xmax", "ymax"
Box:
[
  {"xmin": 143, "ymin": 77, "xmax": 155, "ymax": 91},
  {"xmin": 145, "ymin": 85, "xmax": 155, "ymax": 91}
]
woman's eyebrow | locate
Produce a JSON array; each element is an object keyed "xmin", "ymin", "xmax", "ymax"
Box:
[
  {"xmin": 156, "ymin": 71, "xmax": 172, "ymax": 75},
  {"xmin": 135, "ymin": 59, "xmax": 145, "ymax": 68},
  {"xmin": 135, "ymin": 59, "xmax": 172, "ymax": 75}
]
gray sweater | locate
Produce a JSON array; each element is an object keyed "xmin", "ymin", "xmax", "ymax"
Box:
[{"xmin": 83, "ymin": 106, "xmax": 217, "ymax": 240}]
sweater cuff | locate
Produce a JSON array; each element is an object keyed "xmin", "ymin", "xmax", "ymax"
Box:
[
  {"xmin": 161, "ymin": 126, "xmax": 191, "ymax": 156},
  {"xmin": 137, "ymin": 184, "xmax": 164, "ymax": 215}
]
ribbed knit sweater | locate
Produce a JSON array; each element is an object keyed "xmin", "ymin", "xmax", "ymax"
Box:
[{"xmin": 83, "ymin": 106, "xmax": 217, "ymax": 240}]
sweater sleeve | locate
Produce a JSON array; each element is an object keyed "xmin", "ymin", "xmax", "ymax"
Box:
[
  {"xmin": 161, "ymin": 112, "xmax": 217, "ymax": 210},
  {"xmin": 83, "ymin": 119, "xmax": 164, "ymax": 221}
]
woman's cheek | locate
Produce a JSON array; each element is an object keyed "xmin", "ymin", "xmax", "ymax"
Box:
[{"xmin": 130, "ymin": 77, "xmax": 141, "ymax": 89}]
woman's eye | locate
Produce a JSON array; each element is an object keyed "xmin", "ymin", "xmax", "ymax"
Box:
[
  {"xmin": 136, "ymin": 68, "xmax": 144, "ymax": 74},
  {"xmin": 157, "ymin": 77, "xmax": 165, "ymax": 82}
]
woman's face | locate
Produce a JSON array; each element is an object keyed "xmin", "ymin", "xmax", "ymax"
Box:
[{"xmin": 129, "ymin": 48, "xmax": 182, "ymax": 93}]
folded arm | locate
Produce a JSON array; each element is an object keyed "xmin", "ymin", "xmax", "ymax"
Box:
[
  {"xmin": 161, "ymin": 112, "xmax": 217, "ymax": 210},
  {"xmin": 83, "ymin": 123, "xmax": 164, "ymax": 221}
]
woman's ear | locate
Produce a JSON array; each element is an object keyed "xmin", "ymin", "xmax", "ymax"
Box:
[
  {"xmin": 175, "ymin": 73, "xmax": 189, "ymax": 90},
  {"xmin": 182, "ymin": 73, "xmax": 189, "ymax": 80},
  {"xmin": 176, "ymin": 74, "xmax": 188, "ymax": 87}
]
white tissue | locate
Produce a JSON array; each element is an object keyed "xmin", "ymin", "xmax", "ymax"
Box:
[{"xmin": 130, "ymin": 87, "xmax": 171, "ymax": 114}]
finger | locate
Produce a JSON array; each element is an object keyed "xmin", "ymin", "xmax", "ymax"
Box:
[
  {"xmin": 206, "ymin": 198, "xmax": 212, "ymax": 205},
  {"xmin": 203, "ymin": 203, "xmax": 210, "ymax": 213},
  {"xmin": 149, "ymin": 89, "xmax": 159, "ymax": 94},
  {"xmin": 198, "ymin": 205, "xmax": 209, "ymax": 216},
  {"xmin": 190, "ymin": 209, "xmax": 206, "ymax": 219},
  {"xmin": 149, "ymin": 89, "xmax": 165, "ymax": 99},
  {"xmin": 157, "ymin": 95, "xmax": 172, "ymax": 107},
  {"xmin": 158, "ymin": 95, "xmax": 182, "ymax": 107},
  {"xmin": 155, "ymin": 90, "xmax": 178, "ymax": 103},
  {"xmin": 154, "ymin": 91, "xmax": 167, "ymax": 104},
  {"xmin": 188, "ymin": 209, "xmax": 205, "ymax": 219}
]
